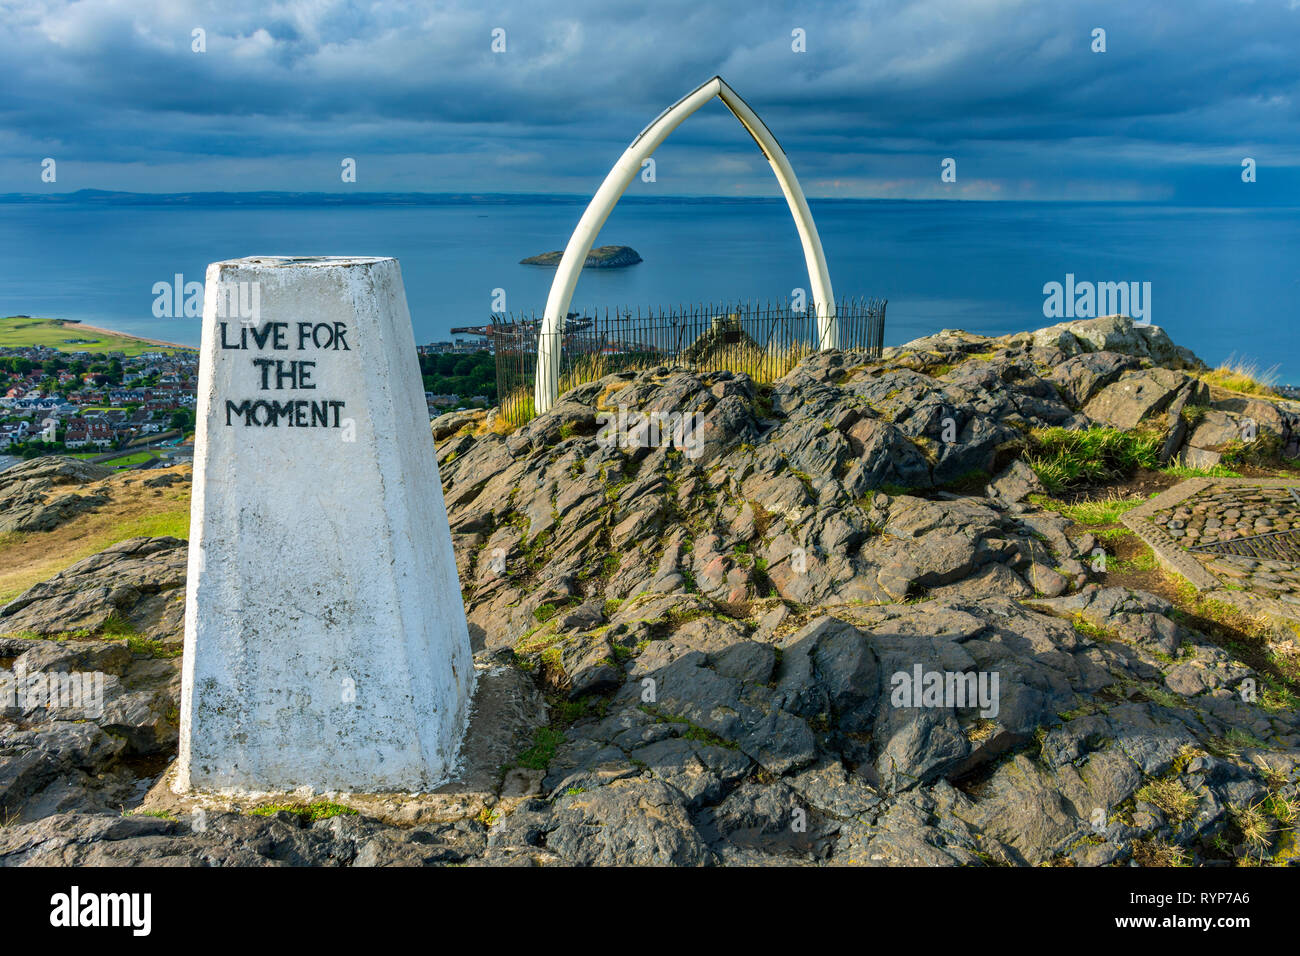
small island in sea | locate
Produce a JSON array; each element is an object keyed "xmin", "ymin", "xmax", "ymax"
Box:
[{"xmin": 520, "ymin": 244, "xmax": 642, "ymax": 268}]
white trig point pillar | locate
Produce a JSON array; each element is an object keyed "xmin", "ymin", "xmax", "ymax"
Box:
[{"xmin": 177, "ymin": 256, "xmax": 474, "ymax": 793}]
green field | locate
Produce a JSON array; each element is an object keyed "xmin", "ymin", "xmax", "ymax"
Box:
[
  {"xmin": 0, "ymin": 316, "xmax": 189, "ymax": 357},
  {"xmin": 67, "ymin": 450, "xmax": 159, "ymax": 470}
]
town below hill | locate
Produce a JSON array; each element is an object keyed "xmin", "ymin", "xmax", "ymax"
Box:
[{"xmin": 0, "ymin": 317, "xmax": 196, "ymax": 465}]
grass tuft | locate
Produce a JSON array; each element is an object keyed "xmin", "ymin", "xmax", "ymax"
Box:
[
  {"xmin": 1134, "ymin": 778, "xmax": 1199, "ymax": 823},
  {"xmin": 1200, "ymin": 357, "xmax": 1280, "ymax": 398},
  {"xmin": 1131, "ymin": 838, "xmax": 1191, "ymax": 867},
  {"xmin": 1025, "ymin": 427, "xmax": 1161, "ymax": 493},
  {"xmin": 1032, "ymin": 491, "xmax": 1144, "ymax": 526},
  {"xmin": 513, "ymin": 727, "xmax": 566, "ymax": 771}
]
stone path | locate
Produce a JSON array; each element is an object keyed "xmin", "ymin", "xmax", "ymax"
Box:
[{"xmin": 1123, "ymin": 477, "xmax": 1300, "ymax": 620}]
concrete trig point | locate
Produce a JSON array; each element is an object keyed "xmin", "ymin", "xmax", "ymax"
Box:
[{"xmin": 177, "ymin": 256, "xmax": 474, "ymax": 793}]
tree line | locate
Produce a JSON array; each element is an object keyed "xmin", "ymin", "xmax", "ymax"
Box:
[{"xmin": 418, "ymin": 350, "xmax": 496, "ymax": 403}]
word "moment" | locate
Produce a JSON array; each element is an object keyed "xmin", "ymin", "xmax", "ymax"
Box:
[{"xmin": 1042, "ymin": 274, "xmax": 1151, "ymax": 324}]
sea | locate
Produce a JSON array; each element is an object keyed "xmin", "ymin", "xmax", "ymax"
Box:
[{"xmin": 0, "ymin": 196, "xmax": 1296, "ymax": 381}]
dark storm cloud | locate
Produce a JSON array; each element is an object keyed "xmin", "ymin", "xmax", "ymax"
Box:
[{"xmin": 1, "ymin": 0, "xmax": 1298, "ymax": 199}]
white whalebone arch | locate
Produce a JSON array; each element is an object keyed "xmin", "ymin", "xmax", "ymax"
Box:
[{"xmin": 534, "ymin": 75, "xmax": 837, "ymax": 414}]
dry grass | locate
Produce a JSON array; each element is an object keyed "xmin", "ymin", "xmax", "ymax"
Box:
[
  {"xmin": 1131, "ymin": 838, "xmax": 1191, "ymax": 867},
  {"xmin": 498, "ymin": 336, "xmax": 815, "ymax": 429},
  {"xmin": 688, "ymin": 340, "xmax": 811, "ymax": 386},
  {"xmin": 0, "ymin": 466, "xmax": 191, "ymax": 603},
  {"xmin": 1134, "ymin": 778, "xmax": 1199, "ymax": 823},
  {"xmin": 1201, "ymin": 357, "xmax": 1280, "ymax": 398},
  {"xmin": 1255, "ymin": 759, "xmax": 1289, "ymax": 791},
  {"xmin": 557, "ymin": 353, "xmax": 628, "ymax": 394},
  {"xmin": 1232, "ymin": 800, "xmax": 1274, "ymax": 854}
]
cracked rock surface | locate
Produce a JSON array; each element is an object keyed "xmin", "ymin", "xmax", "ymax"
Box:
[{"xmin": 3, "ymin": 316, "xmax": 1299, "ymax": 866}]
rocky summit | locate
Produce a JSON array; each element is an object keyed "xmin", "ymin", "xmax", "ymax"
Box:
[{"xmin": 3, "ymin": 314, "xmax": 1300, "ymax": 867}]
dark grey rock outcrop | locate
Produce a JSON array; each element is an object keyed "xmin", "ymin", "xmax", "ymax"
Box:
[{"xmin": 3, "ymin": 316, "xmax": 1298, "ymax": 867}]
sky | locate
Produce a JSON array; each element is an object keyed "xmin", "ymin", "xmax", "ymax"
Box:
[{"xmin": 1, "ymin": 0, "xmax": 1299, "ymax": 202}]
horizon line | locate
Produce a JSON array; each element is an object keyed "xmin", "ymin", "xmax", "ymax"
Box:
[{"xmin": 1, "ymin": 189, "xmax": 1289, "ymax": 208}]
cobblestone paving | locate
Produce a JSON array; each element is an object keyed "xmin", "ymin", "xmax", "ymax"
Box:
[
  {"xmin": 1190, "ymin": 552, "xmax": 1300, "ymax": 609},
  {"xmin": 1130, "ymin": 479, "xmax": 1300, "ymax": 614},
  {"xmin": 1148, "ymin": 486, "xmax": 1299, "ymax": 546}
]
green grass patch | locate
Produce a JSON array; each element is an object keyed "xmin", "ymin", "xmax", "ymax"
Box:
[
  {"xmin": 513, "ymin": 727, "xmax": 566, "ymax": 771},
  {"xmin": 0, "ymin": 316, "xmax": 189, "ymax": 356},
  {"xmin": 1260, "ymin": 680, "xmax": 1300, "ymax": 713},
  {"xmin": 682, "ymin": 723, "xmax": 740, "ymax": 750},
  {"xmin": 98, "ymin": 451, "xmax": 158, "ymax": 470},
  {"xmin": 249, "ymin": 801, "xmax": 357, "ymax": 822},
  {"xmin": 99, "ymin": 611, "xmax": 137, "ymax": 638},
  {"xmin": 108, "ymin": 509, "xmax": 191, "ymax": 540},
  {"xmin": 1072, "ymin": 615, "xmax": 1118, "ymax": 642},
  {"xmin": 1161, "ymin": 464, "xmax": 1243, "ymax": 480},
  {"xmin": 1031, "ymin": 491, "xmax": 1144, "ymax": 526},
  {"xmin": 125, "ymin": 808, "xmax": 178, "ymax": 821},
  {"xmin": 1109, "ymin": 548, "xmax": 1159, "ymax": 574},
  {"xmin": 1025, "ymin": 426, "xmax": 1161, "ymax": 493},
  {"xmin": 124, "ymin": 634, "xmax": 183, "ymax": 658}
]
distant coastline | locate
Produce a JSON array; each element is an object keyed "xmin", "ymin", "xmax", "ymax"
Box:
[
  {"xmin": 5, "ymin": 199, "xmax": 1295, "ymax": 381},
  {"xmin": 0, "ymin": 315, "xmax": 192, "ymax": 354},
  {"xmin": 62, "ymin": 320, "xmax": 191, "ymax": 351},
  {"xmin": 6, "ymin": 189, "xmax": 1282, "ymax": 208}
]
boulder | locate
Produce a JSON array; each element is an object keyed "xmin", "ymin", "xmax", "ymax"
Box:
[
  {"xmin": 0, "ymin": 456, "xmax": 113, "ymax": 487},
  {"xmin": 1049, "ymin": 351, "xmax": 1140, "ymax": 407},
  {"xmin": 1084, "ymin": 368, "xmax": 1191, "ymax": 430},
  {"xmin": 1187, "ymin": 410, "xmax": 1243, "ymax": 451},
  {"xmin": 1031, "ymin": 315, "xmax": 1204, "ymax": 370},
  {"xmin": 985, "ymin": 460, "xmax": 1043, "ymax": 505},
  {"xmin": 0, "ymin": 537, "xmax": 187, "ymax": 639}
]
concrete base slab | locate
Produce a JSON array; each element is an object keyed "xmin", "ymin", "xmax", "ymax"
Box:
[{"xmin": 150, "ymin": 663, "xmax": 548, "ymax": 824}]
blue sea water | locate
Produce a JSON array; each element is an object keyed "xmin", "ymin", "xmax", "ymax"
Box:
[{"xmin": 0, "ymin": 198, "xmax": 1296, "ymax": 380}]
